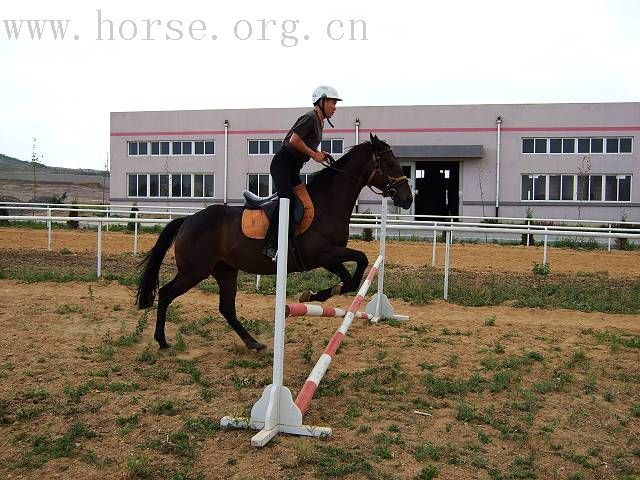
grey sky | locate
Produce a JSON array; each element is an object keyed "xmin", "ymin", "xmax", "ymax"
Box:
[{"xmin": 1, "ymin": 0, "xmax": 638, "ymax": 169}]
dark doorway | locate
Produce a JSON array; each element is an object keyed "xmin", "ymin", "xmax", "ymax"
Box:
[{"xmin": 414, "ymin": 161, "xmax": 459, "ymax": 219}]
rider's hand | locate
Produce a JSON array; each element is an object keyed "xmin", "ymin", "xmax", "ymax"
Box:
[{"xmin": 311, "ymin": 151, "xmax": 327, "ymax": 163}]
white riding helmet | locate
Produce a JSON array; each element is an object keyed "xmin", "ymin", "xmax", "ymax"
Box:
[{"xmin": 312, "ymin": 85, "xmax": 342, "ymax": 105}]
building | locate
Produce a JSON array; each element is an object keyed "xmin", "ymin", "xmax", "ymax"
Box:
[{"xmin": 110, "ymin": 102, "xmax": 639, "ymax": 222}]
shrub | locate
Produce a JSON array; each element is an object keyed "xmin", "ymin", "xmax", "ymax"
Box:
[
  {"xmin": 67, "ymin": 202, "xmax": 79, "ymax": 229},
  {"xmin": 127, "ymin": 204, "xmax": 139, "ymax": 231},
  {"xmin": 532, "ymin": 262, "xmax": 550, "ymax": 276}
]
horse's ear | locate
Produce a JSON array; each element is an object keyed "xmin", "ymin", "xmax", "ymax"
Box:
[{"xmin": 369, "ymin": 132, "xmax": 374, "ymax": 142}]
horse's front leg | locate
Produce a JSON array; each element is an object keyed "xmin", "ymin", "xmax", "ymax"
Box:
[{"xmin": 299, "ymin": 248, "xmax": 369, "ymax": 303}]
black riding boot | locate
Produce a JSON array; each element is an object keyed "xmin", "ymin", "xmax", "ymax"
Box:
[{"xmin": 262, "ymin": 204, "xmax": 295, "ymax": 260}]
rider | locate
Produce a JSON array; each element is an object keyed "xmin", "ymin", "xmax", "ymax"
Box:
[{"xmin": 262, "ymin": 85, "xmax": 342, "ymax": 259}]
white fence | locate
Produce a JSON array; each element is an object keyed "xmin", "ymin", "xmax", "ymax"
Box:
[{"xmin": 2, "ymin": 210, "xmax": 639, "ymax": 300}]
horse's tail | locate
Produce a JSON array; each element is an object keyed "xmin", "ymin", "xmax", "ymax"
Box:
[{"xmin": 136, "ymin": 217, "xmax": 186, "ymax": 309}]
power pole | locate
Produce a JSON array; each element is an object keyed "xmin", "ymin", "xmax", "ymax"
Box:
[{"xmin": 31, "ymin": 137, "xmax": 38, "ymax": 201}]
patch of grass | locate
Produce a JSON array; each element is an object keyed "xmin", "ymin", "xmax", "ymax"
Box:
[
  {"xmin": 182, "ymin": 416, "xmax": 220, "ymax": 435},
  {"xmin": 532, "ymin": 262, "xmax": 550, "ymax": 276},
  {"xmin": 630, "ymin": 403, "xmax": 640, "ymax": 417},
  {"xmin": 14, "ymin": 422, "xmax": 96, "ymax": 469},
  {"xmin": 414, "ymin": 443, "xmax": 443, "ymax": 462},
  {"xmin": 567, "ymin": 350, "xmax": 591, "ymax": 369},
  {"xmin": 174, "ymin": 332, "xmax": 187, "ymax": 352},
  {"xmin": 490, "ymin": 371, "xmax": 512, "ymax": 393},
  {"xmin": 456, "ymin": 400, "xmax": 476, "ymax": 421},
  {"xmin": 587, "ymin": 329, "xmax": 640, "ymax": 350},
  {"xmin": 225, "ymin": 358, "xmax": 272, "ymax": 369},
  {"xmin": 351, "ymin": 362, "xmax": 408, "ymax": 396},
  {"xmin": 302, "ymin": 339, "xmax": 313, "ymax": 364},
  {"xmin": 64, "ymin": 380, "xmax": 103, "ymax": 403},
  {"xmin": 176, "ymin": 359, "xmax": 209, "ymax": 387},
  {"xmin": 446, "ymin": 352, "xmax": 459, "ymax": 368},
  {"xmin": 112, "ymin": 313, "xmax": 148, "ymax": 348},
  {"xmin": 116, "ymin": 413, "xmax": 140, "ymax": 428},
  {"xmin": 415, "ymin": 465, "xmax": 439, "ymax": 480},
  {"xmin": 230, "ymin": 374, "xmax": 256, "ymax": 390},
  {"xmin": 505, "ymin": 454, "xmax": 536, "ymax": 479},
  {"xmin": 312, "ymin": 445, "xmax": 374, "ymax": 478},
  {"xmin": 137, "ymin": 345, "xmax": 158, "ymax": 365},
  {"xmin": 179, "ymin": 315, "xmax": 215, "ymax": 340},
  {"xmin": 148, "ymin": 399, "xmax": 180, "ymax": 416},
  {"xmin": 15, "ymin": 406, "xmax": 44, "ymax": 421},
  {"xmin": 484, "ymin": 315, "xmax": 496, "ymax": 326},
  {"xmin": 54, "ymin": 303, "xmax": 82, "ymax": 314},
  {"xmin": 125, "ymin": 452, "xmax": 151, "ymax": 478},
  {"xmin": 424, "ymin": 373, "xmax": 487, "ymax": 398}
]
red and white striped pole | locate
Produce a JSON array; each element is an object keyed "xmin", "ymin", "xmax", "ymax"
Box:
[
  {"xmin": 285, "ymin": 303, "xmax": 373, "ymax": 320},
  {"xmin": 295, "ymin": 255, "xmax": 383, "ymax": 416}
]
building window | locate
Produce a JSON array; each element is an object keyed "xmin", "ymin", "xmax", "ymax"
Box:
[
  {"xmin": 151, "ymin": 141, "xmax": 170, "ymax": 156},
  {"xmin": 321, "ymin": 138, "xmax": 344, "ymax": 154},
  {"xmin": 247, "ymin": 174, "xmax": 272, "ymax": 197},
  {"xmin": 193, "ymin": 141, "xmax": 215, "ymax": 155},
  {"xmin": 129, "ymin": 173, "xmax": 214, "ymax": 198},
  {"xmin": 248, "ymin": 139, "xmax": 283, "ymax": 155},
  {"xmin": 521, "ymin": 174, "xmax": 631, "ymax": 202},
  {"xmin": 523, "ymin": 137, "xmax": 633, "ymax": 154},
  {"xmin": 193, "ymin": 174, "xmax": 215, "ymax": 197},
  {"xmin": 128, "ymin": 142, "xmax": 148, "ymax": 156}
]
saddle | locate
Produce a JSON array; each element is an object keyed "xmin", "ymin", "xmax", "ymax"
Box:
[{"xmin": 241, "ymin": 184, "xmax": 314, "ymax": 239}]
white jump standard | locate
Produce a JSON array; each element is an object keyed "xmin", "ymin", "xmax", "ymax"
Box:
[{"xmin": 220, "ymin": 198, "xmax": 385, "ymax": 446}]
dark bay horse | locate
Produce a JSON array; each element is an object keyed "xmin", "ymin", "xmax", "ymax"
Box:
[{"xmin": 136, "ymin": 134, "xmax": 413, "ymax": 351}]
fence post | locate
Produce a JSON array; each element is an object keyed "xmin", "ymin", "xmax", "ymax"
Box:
[
  {"xmin": 432, "ymin": 223, "xmax": 437, "ymax": 267},
  {"xmin": 526, "ymin": 220, "xmax": 531, "ymax": 246},
  {"xmin": 543, "ymin": 227, "xmax": 548, "ymax": 265},
  {"xmin": 256, "ymin": 274, "xmax": 261, "ymax": 291},
  {"xmin": 106, "ymin": 206, "xmax": 110, "ymax": 232},
  {"xmin": 97, "ymin": 222, "xmax": 102, "ymax": 278},
  {"xmin": 47, "ymin": 208, "xmax": 52, "ymax": 251},
  {"xmin": 133, "ymin": 212, "xmax": 139, "ymax": 257},
  {"xmin": 607, "ymin": 223, "xmax": 612, "ymax": 252},
  {"xmin": 444, "ymin": 230, "xmax": 451, "ymax": 300}
]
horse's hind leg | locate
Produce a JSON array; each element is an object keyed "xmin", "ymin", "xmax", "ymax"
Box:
[
  {"xmin": 299, "ymin": 248, "xmax": 368, "ymax": 303},
  {"xmin": 214, "ymin": 262, "xmax": 266, "ymax": 352},
  {"xmin": 155, "ymin": 272, "xmax": 200, "ymax": 349},
  {"xmin": 300, "ymin": 263, "xmax": 352, "ymax": 303}
]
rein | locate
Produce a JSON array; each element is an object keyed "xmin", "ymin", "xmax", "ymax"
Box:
[{"xmin": 320, "ymin": 147, "xmax": 408, "ymax": 198}]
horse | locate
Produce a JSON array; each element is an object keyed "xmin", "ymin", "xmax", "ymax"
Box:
[{"xmin": 136, "ymin": 133, "xmax": 413, "ymax": 351}]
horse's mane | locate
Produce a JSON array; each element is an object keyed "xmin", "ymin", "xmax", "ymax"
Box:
[{"xmin": 309, "ymin": 140, "xmax": 383, "ymax": 185}]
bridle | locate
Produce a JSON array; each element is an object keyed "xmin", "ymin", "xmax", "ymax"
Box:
[
  {"xmin": 322, "ymin": 146, "xmax": 408, "ymax": 198},
  {"xmin": 365, "ymin": 147, "xmax": 409, "ymax": 198}
]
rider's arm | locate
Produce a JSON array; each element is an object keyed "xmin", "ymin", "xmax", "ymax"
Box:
[{"xmin": 289, "ymin": 133, "xmax": 325, "ymax": 162}]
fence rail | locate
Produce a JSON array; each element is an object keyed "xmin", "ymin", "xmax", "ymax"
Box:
[{"xmin": 2, "ymin": 213, "xmax": 639, "ymax": 300}]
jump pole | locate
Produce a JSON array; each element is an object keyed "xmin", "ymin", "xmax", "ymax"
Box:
[
  {"xmin": 286, "ymin": 303, "xmax": 374, "ymax": 320},
  {"xmin": 286, "ymin": 302, "xmax": 407, "ymax": 322},
  {"xmin": 295, "ymin": 255, "xmax": 383, "ymax": 416}
]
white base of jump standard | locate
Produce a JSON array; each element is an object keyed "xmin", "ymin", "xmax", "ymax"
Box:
[{"xmin": 220, "ymin": 384, "xmax": 331, "ymax": 447}]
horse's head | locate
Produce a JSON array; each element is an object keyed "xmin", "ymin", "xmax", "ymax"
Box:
[{"xmin": 367, "ymin": 133, "xmax": 413, "ymax": 210}]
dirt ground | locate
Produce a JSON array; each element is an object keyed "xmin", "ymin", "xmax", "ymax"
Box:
[
  {"xmin": 1, "ymin": 227, "xmax": 639, "ymax": 279},
  {"xmin": 0, "ymin": 228, "xmax": 639, "ymax": 479}
]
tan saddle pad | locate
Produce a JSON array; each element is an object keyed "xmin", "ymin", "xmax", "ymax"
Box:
[{"xmin": 241, "ymin": 184, "xmax": 314, "ymax": 240}]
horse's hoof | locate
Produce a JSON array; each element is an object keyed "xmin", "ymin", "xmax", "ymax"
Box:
[
  {"xmin": 155, "ymin": 337, "xmax": 170, "ymax": 349},
  {"xmin": 299, "ymin": 290, "xmax": 313, "ymax": 303},
  {"xmin": 247, "ymin": 341, "xmax": 267, "ymax": 352}
]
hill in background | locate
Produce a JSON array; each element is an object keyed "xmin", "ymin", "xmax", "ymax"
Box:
[
  {"xmin": 0, "ymin": 153, "xmax": 106, "ymax": 176},
  {"xmin": 0, "ymin": 153, "xmax": 109, "ymax": 204}
]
